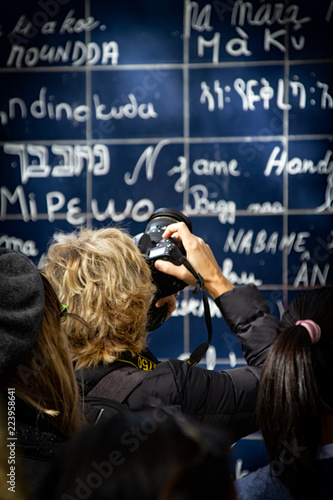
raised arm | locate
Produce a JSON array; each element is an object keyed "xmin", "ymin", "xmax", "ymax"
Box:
[
  {"xmin": 154, "ymin": 221, "xmax": 234, "ymax": 299},
  {"xmin": 155, "ymin": 221, "xmax": 279, "ymax": 366}
]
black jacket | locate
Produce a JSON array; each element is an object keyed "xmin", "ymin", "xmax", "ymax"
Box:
[
  {"xmin": 79, "ymin": 285, "xmax": 279, "ymax": 444},
  {"xmin": 1, "ymin": 395, "xmax": 69, "ymax": 496}
]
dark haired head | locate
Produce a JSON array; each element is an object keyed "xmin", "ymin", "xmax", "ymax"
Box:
[
  {"xmin": 38, "ymin": 410, "xmax": 236, "ymax": 500},
  {"xmin": 257, "ymin": 286, "xmax": 333, "ymax": 497}
]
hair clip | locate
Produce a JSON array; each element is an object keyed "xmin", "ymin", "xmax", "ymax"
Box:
[
  {"xmin": 295, "ymin": 319, "xmax": 321, "ymax": 344},
  {"xmin": 60, "ymin": 304, "xmax": 69, "ymax": 323}
]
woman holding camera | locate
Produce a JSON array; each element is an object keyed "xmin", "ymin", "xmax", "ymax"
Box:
[{"xmin": 42, "ymin": 220, "xmax": 278, "ymax": 444}]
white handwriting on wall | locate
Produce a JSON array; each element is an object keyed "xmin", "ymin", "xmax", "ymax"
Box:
[
  {"xmin": 264, "ymin": 147, "xmax": 333, "ymax": 212},
  {"xmin": 3, "ymin": 143, "xmax": 110, "ymax": 184},
  {"xmin": 7, "ymin": 41, "xmax": 119, "ymax": 67},
  {"xmin": 189, "ymin": 1, "xmax": 311, "ymax": 61},
  {"xmin": 0, "ymin": 184, "xmax": 155, "ymax": 225},
  {"xmin": 200, "ymin": 78, "xmax": 333, "ymax": 112},
  {"xmin": 7, "ymin": 9, "xmax": 117, "ymax": 67},
  {"xmin": 0, "ymin": 87, "xmax": 157, "ymax": 125},
  {"xmin": 0, "ymin": 234, "xmax": 38, "ymax": 257}
]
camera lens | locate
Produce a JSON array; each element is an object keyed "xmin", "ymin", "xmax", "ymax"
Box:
[
  {"xmin": 134, "ymin": 208, "xmax": 193, "ymax": 331},
  {"xmin": 145, "ymin": 208, "xmax": 193, "ymax": 243}
]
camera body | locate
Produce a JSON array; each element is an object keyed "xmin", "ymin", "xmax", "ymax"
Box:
[
  {"xmin": 134, "ymin": 208, "xmax": 193, "ymax": 330},
  {"xmin": 148, "ymin": 237, "xmax": 184, "ymax": 265}
]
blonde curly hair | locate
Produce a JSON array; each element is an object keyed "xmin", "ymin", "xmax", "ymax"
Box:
[{"xmin": 42, "ymin": 227, "xmax": 156, "ymax": 370}]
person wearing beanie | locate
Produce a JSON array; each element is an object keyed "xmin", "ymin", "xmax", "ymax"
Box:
[
  {"xmin": 0, "ymin": 248, "xmax": 84, "ymax": 496},
  {"xmin": 0, "ymin": 248, "xmax": 45, "ymax": 382}
]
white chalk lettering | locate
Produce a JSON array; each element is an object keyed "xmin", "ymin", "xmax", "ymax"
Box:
[
  {"xmin": 222, "ymin": 258, "xmax": 263, "ymax": 285},
  {"xmin": 3, "ymin": 143, "xmax": 110, "ymax": 184},
  {"xmin": 317, "ymin": 81, "xmax": 333, "ymax": 109},
  {"xmin": 317, "ymin": 172, "xmax": 333, "ymax": 212},
  {"xmin": 174, "ymin": 297, "xmax": 222, "ymax": 318},
  {"xmin": 59, "ymin": 9, "xmax": 100, "ymax": 34},
  {"xmin": 186, "ymin": 2, "xmax": 213, "ymax": 35},
  {"xmin": 289, "ymin": 80, "xmax": 306, "ymax": 108},
  {"xmin": 0, "ymin": 189, "xmax": 154, "ymax": 226},
  {"xmin": 294, "ymin": 261, "xmax": 330, "ymax": 287},
  {"xmin": 192, "ymin": 158, "xmax": 240, "ymax": 176},
  {"xmin": 264, "ymin": 147, "xmax": 333, "ymax": 177},
  {"xmin": 247, "ymin": 201, "xmax": 284, "ymax": 213},
  {"xmin": 225, "ymin": 26, "xmax": 252, "ymax": 57},
  {"xmin": 124, "ymin": 141, "xmax": 169, "ymax": 186},
  {"xmin": 264, "ymin": 28, "xmax": 286, "ymax": 53},
  {"xmin": 198, "ymin": 32, "xmax": 221, "ymax": 63},
  {"xmin": 0, "ymin": 186, "xmax": 29, "ymax": 221},
  {"xmin": 0, "ymin": 87, "xmax": 158, "ymax": 125},
  {"xmin": 7, "ymin": 40, "xmax": 118, "ymax": 68},
  {"xmin": 200, "ymin": 77, "xmax": 315, "ymax": 112},
  {"xmin": 231, "ymin": 1, "xmax": 311, "ymax": 31},
  {"xmin": 46, "ymin": 191, "xmax": 84, "ymax": 224},
  {"xmin": 0, "ymin": 235, "xmax": 38, "ymax": 256},
  {"xmin": 200, "ymin": 81, "xmax": 216, "ymax": 111},
  {"xmin": 93, "ymin": 93, "xmax": 157, "ymax": 121},
  {"xmin": 91, "ymin": 198, "xmax": 154, "ymax": 223},
  {"xmin": 186, "ymin": 185, "xmax": 236, "ymax": 224},
  {"xmin": 234, "ymin": 78, "xmax": 260, "ymax": 110},
  {"xmin": 224, "ymin": 228, "xmax": 310, "ymax": 255},
  {"xmin": 167, "ymin": 156, "xmax": 188, "ymax": 193}
]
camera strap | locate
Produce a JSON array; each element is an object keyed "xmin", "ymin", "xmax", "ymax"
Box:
[{"xmin": 177, "ymin": 256, "xmax": 213, "ymax": 367}]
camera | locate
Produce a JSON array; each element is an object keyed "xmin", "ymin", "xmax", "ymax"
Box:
[{"xmin": 134, "ymin": 208, "xmax": 193, "ymax": 331}]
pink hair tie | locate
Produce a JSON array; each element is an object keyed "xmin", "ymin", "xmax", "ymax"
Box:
[{"xmin": 295, "ymin": 320, "xmax": 321, "ymax": 344}]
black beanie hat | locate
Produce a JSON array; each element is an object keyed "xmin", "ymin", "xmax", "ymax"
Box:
[{"xmin": 0, "ymin": 248, "xmax": 45, "ymax": 381}]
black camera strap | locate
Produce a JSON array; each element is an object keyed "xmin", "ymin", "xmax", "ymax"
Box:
[{"xmin": 176, "ymin": 255, "xmax": 213, "ymax": 367}]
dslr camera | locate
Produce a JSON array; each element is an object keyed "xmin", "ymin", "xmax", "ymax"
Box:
[{"xmin": 134, "ymin": 208, "xmax": 193, "ymax": 331}]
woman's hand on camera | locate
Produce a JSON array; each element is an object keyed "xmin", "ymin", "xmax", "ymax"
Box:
[
  {"xmin": 154, "ymin": 222, "xmax": 233, "ymax": 299},
  {"xmin": 155, "ymin": 293, "xmax": 178, "ymax": 321}
]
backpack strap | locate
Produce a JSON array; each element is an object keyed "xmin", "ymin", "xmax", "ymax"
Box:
[
  {"xmin": 84, "ymin": 396, "xmax": 132, "ymax": 425},
  {"xmin": 86, "ymin": 366, "xmax": 149, "ymax": 402}
]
